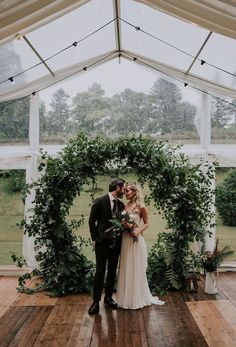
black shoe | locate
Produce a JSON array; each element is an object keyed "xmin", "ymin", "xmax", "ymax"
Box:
[
  {"xmin": 104, "ymin": 296, "xmax": 117, "ymax": 309},
  {"xmin": 88, "ymin": 301, "xmax": 99, "ymax": 315}
]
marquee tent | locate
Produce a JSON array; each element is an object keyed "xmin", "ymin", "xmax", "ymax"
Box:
[{"xmin": 0, "ymin": 0, "xmax": 236, "ymax": 266}]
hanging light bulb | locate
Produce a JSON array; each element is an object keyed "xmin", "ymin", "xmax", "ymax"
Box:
[
  {"xmin": 184, "ymin": 82, "xmax": 188, "ymax": 87},
  {"xmin": 200, "ymin": 60, "xmax": 206, "ymax": 66},
  {"xmin": 118, "ymin": 53, "xmax": 122, "ymax": 64},
  {"xmin": 32, "ymin": 92, "xmax": 36, "ymax": 97},
  {"xmin": 9, "ymin": 77, "xmax": 14, "ymax": 85},
  {"xmin": 83, "ymin": 67, "xmax": 87, "ymax": 71},
  {"xmin": 133, "ymin": 57, "xmax": 137, "ymax": 62}
]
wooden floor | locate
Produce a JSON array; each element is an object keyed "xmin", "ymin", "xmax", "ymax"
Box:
[{"xmin": 0, "ymin": 273, "xmax": 236, "ymax": 347}]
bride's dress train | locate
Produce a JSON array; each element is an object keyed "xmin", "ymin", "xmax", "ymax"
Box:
[{"xmin": 116, "ymin": 214, "xmax": 164, "ymax": 309}]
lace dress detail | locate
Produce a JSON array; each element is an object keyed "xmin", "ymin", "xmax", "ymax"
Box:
[{"xmin": 116, "ymin": 208, "xmax": 164, "ymax": 309}]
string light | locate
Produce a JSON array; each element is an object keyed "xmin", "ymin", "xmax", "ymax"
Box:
[
  {"xmin": 32, "ymin": 92, "xmax": 36, "ymax": 97},
  {"xmin": 8, "ymin": 77, "xmax": 14, "ymax": 85},
  {"xmin": 2, "ymin": 16, "xmax": 236, "ymax": 90},
  {"xmin": 133, "ymin": 57, "xmax": 137, "ymax": 62},
  {"xmin": 0, "ymin": 18, "xmax": 116, "ymax": 86},
  {"xmin": 119, "ymin": 17, "xmax": 236, "ymax": 79},
  {"xmin": 1, "ymin": 50, "xmax": 236, "ymax": 113}
]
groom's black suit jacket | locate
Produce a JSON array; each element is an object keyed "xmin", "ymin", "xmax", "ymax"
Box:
[{"xmin": 89, "ymin": 194, "xmax": 124, "ymax": 243}]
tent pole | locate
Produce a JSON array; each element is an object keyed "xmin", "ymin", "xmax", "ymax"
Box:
[{"xmin": 23, "ymin": 94, "xmax": 40, "ymax": 269}]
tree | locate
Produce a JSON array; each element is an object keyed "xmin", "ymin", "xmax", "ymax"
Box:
[
  {"xmin": 0, "ymin": 97, "xmax": 30, "ymax": 141},
  {"xmin": 211, "ymin": 97, "xmax": 235, "ymax": 128},
  {"xmin": 216, "ymin": 169, "xmax": 236, "ymax": 226},
  {"xmin": 47, "ymin": 88, "xmax": 70, "ymax": 133},
  {"xmin": 176, "ymin": 102, "xmax": 196, "ymax": 132},
  {"xmin": 148, "ymin": 78, "xmax": 196, "ymax": 135},
  {"xmin": 148, "ymin": 78, "xmax": 182, "ymax": 134},
  {"xmin": 70, "ymin": 83, "xmax": 112, "ymax": 134},
  {"xmin": 112, "ymin": 89, "xmax": 151, "ymax": 135},
  {"xmin": 0, "ymin": 42, "xmax": 24, "ymax": 93},
  {"xmin": 39, "ymin": 100, "xmax": 47, "ymax": 134},
  {"xmin": 0, "ymin": 43, "xmax": 29, "ymax": 142}
]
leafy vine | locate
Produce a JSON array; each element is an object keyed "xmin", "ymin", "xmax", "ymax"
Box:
[{"xmin": 13, "ymin": 134, "xmax": 215, "ymax": 295}]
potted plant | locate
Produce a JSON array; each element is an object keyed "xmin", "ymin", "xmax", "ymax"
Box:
[{"xmin": 201, "ymin": 239, "xmax": 234, "ymax": 294}]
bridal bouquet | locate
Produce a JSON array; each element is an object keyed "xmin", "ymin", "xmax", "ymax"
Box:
[
  {"xmin": 109, "ymin": 210, "xmax": 138, "ymax": 241},
  {"xmin": 111, "ymin": 210, "xmax": 135, "ymax": 230}
]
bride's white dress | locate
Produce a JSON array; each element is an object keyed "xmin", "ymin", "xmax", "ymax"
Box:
[{"xmin": 116, "ymin": 210, "xmax": 164, "ymax": 309}]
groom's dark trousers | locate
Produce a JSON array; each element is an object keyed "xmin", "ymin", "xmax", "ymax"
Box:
[{"xmin": 89, "ymin": 194, "xmax": 124, "ymax": 302}]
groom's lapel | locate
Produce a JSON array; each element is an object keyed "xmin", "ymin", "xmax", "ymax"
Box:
[{"xmin": 105, "ymin": 194, "xmax": 112, "ymax": 217}]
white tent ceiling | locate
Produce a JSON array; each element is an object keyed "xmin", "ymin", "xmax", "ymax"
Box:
[
  {"xmin": 0, "ymin": 0, "xmax": 236, "ymax": 102},
  {"xmin": 1, "ymin": 0, "xmax": 236, "ymax": 42}
]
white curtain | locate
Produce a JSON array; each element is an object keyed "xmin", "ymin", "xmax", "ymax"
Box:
[
  {"xmin": 135, "ymin": 0, "xmax": 236, "ymax": 40},
  {"xmin": 23, "ymin": 94, "xmax": 40, "ymax": 268}
]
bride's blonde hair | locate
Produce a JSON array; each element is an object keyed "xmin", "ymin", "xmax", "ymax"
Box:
[{"xmin": 127, "ymin": 182, "xmax": 144, "ymax": 209}]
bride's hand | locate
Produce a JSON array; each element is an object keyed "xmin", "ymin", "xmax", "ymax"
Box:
[{"xmin": 131, "ymin": 229, "xmax": 139, "ymax": 237}]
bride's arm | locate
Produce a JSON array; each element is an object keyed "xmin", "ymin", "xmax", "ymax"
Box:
[{"xmin": 131, "ymin": 207, "xmax": 149, "ymax": 237}]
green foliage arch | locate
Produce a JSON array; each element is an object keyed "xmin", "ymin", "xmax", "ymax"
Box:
[{"xmin": 16, "ymin": 134, "xmax": 215, "ymax": 296}]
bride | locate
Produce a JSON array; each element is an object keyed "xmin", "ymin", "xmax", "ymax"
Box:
[{"xmin": 116, "ymin": 182, "xmax": 165, "ymax": 309}]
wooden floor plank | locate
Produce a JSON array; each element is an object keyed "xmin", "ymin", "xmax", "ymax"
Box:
[
  {"xmin": 33, "ymin": 304, "xmax": 65, "ymax": 346},
  {"xmin": 217, "ymin": 272, "xmax": 236, "ymax": 302},
  {"xmin": 0, "ymin": 306, "xmax": 34, "ymax": 346},
  {"xmin": 0, "ymin": 272, "xmax": 235, "ymax": 346},
  {"xmin": 13, "ymin": 292, "xmax": 58, "ymax": 307},
  {"xmin": 66, "ymin": 309, "xmax": 86, "ymax": 347},
  {"xmin": 50, "ymin": 303, "xmax": 74, "ymax": 347},
  {"xmin": 0, "ymin": 277, "xmax": 19, "ymax": 318},
  {"xmin": 138, "ymin": 310, "xmax": 149, "ymax": 347},
  {"xmin": 143, "ymin": 292, "xmax": 208, "ymax": 347},
  {"xmin": 9, "ymin": 306, "xmax": 52, "ymax": 347},
  {"xmin": 69, "ymin": 311, "xmax": 94, "ymax": 347},
  {"xmin": 187, "ymin": 300, "xmax": 236, "ymax": 347}
]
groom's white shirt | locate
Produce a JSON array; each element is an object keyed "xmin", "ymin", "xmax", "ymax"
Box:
[{"xmin": 108, "ymin": 192, "xmax": 116, "ymax": 211}]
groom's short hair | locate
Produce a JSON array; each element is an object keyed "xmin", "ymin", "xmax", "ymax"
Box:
[{"xmin": 109, "ymin": 178, "xmax": 125, "ymax": 192}]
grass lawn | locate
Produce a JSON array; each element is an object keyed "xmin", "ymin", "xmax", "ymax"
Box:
[
  {"xmin": 216, "ymin": 217, "xmax": 236, "ymax": 261},
  {"xmin": 0, "ymin": 178, "xmax": 24, "ymax": 265},
  {"xmin": 0, "ymin": 170, "xmax": 236, "ymax": 264}
]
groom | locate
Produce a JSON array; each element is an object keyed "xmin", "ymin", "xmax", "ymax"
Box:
[{"xmin": 88, "ymin": 177, "xmax": 126, "ymax": 315}]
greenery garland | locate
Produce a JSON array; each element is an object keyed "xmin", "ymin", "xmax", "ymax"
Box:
[{"xmin": 13, "ymin": 134, "xmax": 215, "ymax": 296}]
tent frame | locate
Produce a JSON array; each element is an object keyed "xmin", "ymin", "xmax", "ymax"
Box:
[{"xmin": 0, "ymin": 0, "xmax": 236, "ymax": 266}]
